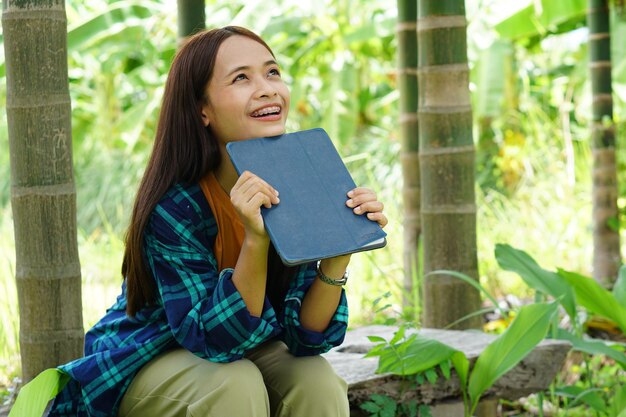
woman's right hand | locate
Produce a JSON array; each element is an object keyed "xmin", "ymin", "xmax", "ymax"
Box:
[{"xmin": 230, "ymin": 170, "xmax": 280, "ymax": 238}]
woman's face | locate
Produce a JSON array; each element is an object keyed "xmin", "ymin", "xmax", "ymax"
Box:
[{"xmin": 201, "ymin": 35, "xmax": 290, "ymax": 146}]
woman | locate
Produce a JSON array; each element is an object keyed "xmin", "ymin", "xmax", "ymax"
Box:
[{"xmin": 50, "ymin": 26, "xmax": 387, "ymax": 417}]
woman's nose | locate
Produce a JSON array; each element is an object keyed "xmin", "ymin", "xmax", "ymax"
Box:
[{"xmin": 255, "ymin": 77, "xmax": 278, "ymax": 98}]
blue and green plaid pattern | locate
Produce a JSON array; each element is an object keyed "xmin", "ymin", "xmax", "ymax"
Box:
[{"xmin": 48, "ymin": 183, "xmax": 348, "ymax": 417}]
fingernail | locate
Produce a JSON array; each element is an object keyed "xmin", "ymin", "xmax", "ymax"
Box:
[
  {"xmin": 274, "ymin": 190, "xmax": 279, "ymax": 196},
  {"xmin": 346, "ymin": 199, "xmax": 353, "ymax": 207},
  {"xmin": 354, "ymin": 207, "xmax": 361, "ymax": 214},
  {"xmin": 347, "ymin": 191, "xmax": 354, "ymax": 197}
]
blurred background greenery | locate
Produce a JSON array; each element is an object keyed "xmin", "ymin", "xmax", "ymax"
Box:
[{"xmin": 1, "ymin": 0, "xmax": 625, "ymax": 396}]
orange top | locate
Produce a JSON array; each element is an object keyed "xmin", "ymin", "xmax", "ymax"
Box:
[{"xmin": 199, "ymin": 172, "xmax": 245, "ymax": 271}]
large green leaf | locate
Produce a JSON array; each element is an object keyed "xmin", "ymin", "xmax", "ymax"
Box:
[
  {"xmin": 540, "ymin": 0, "xmax": 586, "ymax": 29},
  {"xmin": 558, "ymin": 268, "xmax": 626, "ymax": 334},
  {"xmin": 495, "ymin": 5, "xmax": 541, "ymax": 40},
  {"xmin": 614, "ymin": 265, "xmax": 626, "ymax": 309},
  {"xmin": 67, "ymin": 1, "xmax": 156, "ymax": 51},
  {"xmin": 468, "ymin": 302, "xmax": 558, "ymax": 412},
  {"xmin": 9, "ymin": 368, "xmax": 70, "ymax": 417},
  {"xmin": 495, "ymin": 0, "xmax": 586, "ymax": 40},
  {"xmin": 555, "ymin": 328, "xmax": 626, "ymax": 368},
  {"xmin": 495, "ymin": 244, "xmax": 576, "ymax": 319}
]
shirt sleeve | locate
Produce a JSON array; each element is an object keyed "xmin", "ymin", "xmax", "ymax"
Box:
[
  {"xmin": 280, "ymin": 262, "xmax": 349, "ymax": 356},
  {"xmin": 144, "ymin": 191, "xmax": 281, "ymax": 363}
]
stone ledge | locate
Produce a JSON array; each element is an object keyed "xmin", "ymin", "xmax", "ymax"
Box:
[{"xmin": 324, "ymin": 325, "xmax": 571, "ymax": 416}]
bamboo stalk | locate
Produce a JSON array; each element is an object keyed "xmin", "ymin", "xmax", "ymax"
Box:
[
  {"xmin": 3, "ymin": 0, "xmax": 84, "ymax": 381},
  {"xmin": 418, "ymin": 0, "xmax": 481, "ymax": 329}
]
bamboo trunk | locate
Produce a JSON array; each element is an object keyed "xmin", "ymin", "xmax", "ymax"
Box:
[
  {"xmin": 418, "ymin": 0, "xmax": 481, "ymax": 329},
  {"xmin": 3, "ymin": 0, "xmax": 84, "ymax": 381},
  {"xmin": 588, "ymin": 0, "xmax": 621, "ymax": 287},
  {"xmin": 177, "ymin": 0, "xmax": 205, "ymax": 40},
  {"xmin": 397, "ymin": 0, "xmax": 420, "ymax": 317}
]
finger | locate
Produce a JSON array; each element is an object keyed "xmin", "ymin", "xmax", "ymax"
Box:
[
  {"xmin": 234, "ymin": 173, "xmax": 279, "ymax": 204},
  {"xmin": 346, "ymin": 190, "xmax": 378, "ymax": 208},
  {"xmin": 234, "ymin": 171, "xmax": 279, "ymax": 196},
  {"xmin": 347, "ymin": 187, "xmax": 374, "ymax": 198},
  {"xmin": 352, "ymin": 201, "xmax": 384, "ymax": 215},
  {"xmin": 366, "ymin": 212, "xmax": 388, "ymax": 228},
  {"xmin": 231, "ymin": 170, "xmax": 254, "ymax": 194},
  {"xmin": 248, "ymin": 191, "xmax": 276, "ymax": 209}
]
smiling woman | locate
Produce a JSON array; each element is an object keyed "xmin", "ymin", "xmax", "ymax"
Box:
[{"xmin": 40, "ymin": 26, "xmax": 387, "ymax": 417}]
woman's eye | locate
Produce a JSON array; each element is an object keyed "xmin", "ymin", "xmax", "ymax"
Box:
[
  {"xmin": 268, "ymin": 68, "xmax": 281, "ymax": 77},
  {"xmin": 233, "ymin": 73, "xmax": 247, "ymax": 82}
]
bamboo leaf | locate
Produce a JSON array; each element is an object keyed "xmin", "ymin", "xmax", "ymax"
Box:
[
  {"xmin": 468, "ymin": 302, "xmax": 557, "ymax": 410},
  {"xmin": 558, "ymin": 268, "xmax": 626, "ymax": 334},
  {"xmin": 9, "ymin": 369, "xmax": 70, "ymax": 417},
  {"xmin": 495, "ymin": 244, "xmax": 576, "ymax": 319}
]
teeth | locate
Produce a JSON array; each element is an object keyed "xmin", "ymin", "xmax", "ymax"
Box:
[{"xmin": 251, "ymin": 106, "xmax": 280, "ymax": 117}]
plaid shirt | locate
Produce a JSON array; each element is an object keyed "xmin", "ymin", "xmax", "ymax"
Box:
[{"xmin": 49, "ymin": 183, "xmax": 349, "ymax": 417}]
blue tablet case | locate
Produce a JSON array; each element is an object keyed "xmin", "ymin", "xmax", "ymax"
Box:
[{"xmin": 226, "ymin": 128, "xmax": 387, "ymax": 266}]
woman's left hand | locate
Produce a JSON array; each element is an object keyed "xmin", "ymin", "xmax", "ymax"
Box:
[
  {"xmin": 346, "ymin": 187, "xmax": 388, "ymax": 228},
  {"xmin": 314, "ymin": 188, "xmax": 387, "ymax": 288}
]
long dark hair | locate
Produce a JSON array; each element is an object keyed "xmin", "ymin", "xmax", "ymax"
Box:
[{"xmin": 123, "ymin": 27, "xmax": 278, "ymax": 316}]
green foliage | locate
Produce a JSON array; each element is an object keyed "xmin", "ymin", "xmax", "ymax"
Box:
[
  {"xmin": 493, "ymin": 245, "xmax": 626, "ymax": 416},
  {"xmin": 366, "ymin": 243, "xmax": 626, "ymax": 416},
  {"xmin": 366, "ymin": 326, "xmax": 469, "ymax": 383},
  {"xmin": 366, "ymin": 300, "xmax": 556, "ymax": 416},
  {"xmin": 360, "ymin": 394, "xmax": 431, "ymax": 417},
  {"xmin": 554, "ymin": 385, "xmax": 608, "ymax": 413},
  {"xmin": 360, "ymin": 394, "xmax": 397, "ymax": 417}
]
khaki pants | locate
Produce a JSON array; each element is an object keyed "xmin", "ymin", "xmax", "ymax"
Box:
[{"xmin": 118, "ymin": 340, "xmax": 349, "ymax": 417}]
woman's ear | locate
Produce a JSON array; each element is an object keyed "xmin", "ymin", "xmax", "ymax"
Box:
[{"xmin": 200, "ymin": 106, "xmax": 210, "ymax": 127}]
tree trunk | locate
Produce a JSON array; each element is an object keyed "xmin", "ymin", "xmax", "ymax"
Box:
[
  {"xmin": 397, "ymin": 0, "xmax": 420, "ymax": 318},
  {"xmin": 418, "ymin": 0, "xmax": 481, "ymax": 329},
  {"xmin": 3, "ymin": 0, "xmax": 83, "ymax": 382},
  {"xmin": 177, "ymin": 0, "xmax": 205, "ymax": 41},
  {"xmin": 588, "ymin": 0, "xmax": 620, "ymax": 287}
]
